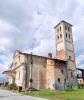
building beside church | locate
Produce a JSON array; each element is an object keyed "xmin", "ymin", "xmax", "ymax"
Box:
[{"xmin": 3, "ymin": 20, "xmax": 77, "ymax": 90}]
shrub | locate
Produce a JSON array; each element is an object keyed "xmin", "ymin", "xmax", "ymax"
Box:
[
  {"xmin": 78, "ymin": 83, "xmax": 84, "ymax": 89},
  {"xmin": 65, "ymin": 83, "xmax": 75, "ymax": 92},
  {"xmin": 9, "ymin": 82, "xmax": 18, "ymax": 90}
]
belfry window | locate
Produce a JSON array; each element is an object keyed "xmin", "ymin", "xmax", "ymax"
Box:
[
  {"xmin": 57, "ymin": 29, "xmax": 59, "ymax": 32},
  {"xmin": 69, "ymin": 34, "xmax": 70, "ymax": 39},
  {"xmin": 60, "ymin": 34, "xmax": 62, "ymax": 38},
  {"xmin": 66, "ymin": 33, "xmax": 67, "ymax": 38},
  {"xmin": 19, "ymin": 56, "xmax": 20, "ymax": 62},
  {"xmin": 60, "ymin": 27, "xmax": 61, "ymax": 31},
  {"xmin": 58, "ymin": 36, "xmax": 59, "ymax": 40}
]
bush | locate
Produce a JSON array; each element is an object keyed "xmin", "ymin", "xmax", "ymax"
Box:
[
  {"xmin": 78, "ymin": 83, "xmax": 84, "ymax": 89},
  {"xmin": 9, "ymin": 82, "xmax": 18, "ymax": 90},
  {"xmin": 65, "ymin": 83, "xmax": 75, "ymax": 92}
]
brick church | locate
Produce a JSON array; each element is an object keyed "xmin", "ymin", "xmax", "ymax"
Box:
[{"xmin": 3, "ymin": 20, "xmax": 77, "ymax": 90}]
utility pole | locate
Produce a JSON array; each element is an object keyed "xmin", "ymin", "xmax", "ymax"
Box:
[{"xmin": 29, "ymin": 52, "xmax": 33, "ymax": 93}]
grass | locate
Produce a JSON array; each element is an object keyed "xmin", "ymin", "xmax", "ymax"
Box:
[{"xmin": 21, "ymin": 89, "xmax": 84, "ymax": 100}]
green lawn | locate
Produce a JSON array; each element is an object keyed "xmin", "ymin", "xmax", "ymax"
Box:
[{"xmin": 21, "ymin": 89, "xmax": 84, "ymax": 100}]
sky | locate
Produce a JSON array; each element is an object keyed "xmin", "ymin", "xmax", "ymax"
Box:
[{"xmin": 0, "ymin": 0, "xmax": 84, "ymax": 77}]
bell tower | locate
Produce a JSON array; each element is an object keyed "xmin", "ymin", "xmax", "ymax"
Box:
[{"xmin": 54, "ymin": 20, "xmax": 77, "ymax": 85}]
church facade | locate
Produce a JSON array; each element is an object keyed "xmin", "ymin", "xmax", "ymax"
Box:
[{"xmin": 3, "ymin": 20, "xmax": 77, "ymax": 90}]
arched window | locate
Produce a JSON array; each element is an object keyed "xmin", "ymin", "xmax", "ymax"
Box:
[
  {"xmin": 57, "ymin": 29, "xmax": 59, "ymax": 32},
  {"xmin": 19, "ymin": 55, "xmax": 20, "ymax": 62},
  {"xmin": 69, "ymin": 56, "xmax": 71, "ymax": 60},
  {"xmin": 60, "ymin": 34, "xmax": 62, "ymax": 38},
  {"xmin": 58, "ymin": 36, "xmax": 59, "ymax": 40},
  {"xmin": 58, "ymin": 78, "xmax": 60, "ymax": 83},
  {"xmin": 66, "ymin": 33, "xmax": 67, "ymax": 38},
  {"xmin": 60, "ymin": 27, "xmax": 61, "ymax": 31},
  {"xmin": 69, "ymin": 34, "xmax": 70, "ymax": 39}
]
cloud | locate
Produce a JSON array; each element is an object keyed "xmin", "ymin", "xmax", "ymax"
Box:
[
  {"xmin": 0, "ymin": 0, "xmax": 84, "ymax": 75},
  {"xmin": 76, "ymin": 54, "xmax": 84, "ymax": 66}
]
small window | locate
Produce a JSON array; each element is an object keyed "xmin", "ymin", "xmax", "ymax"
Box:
[
  {"xmin": 68, "ymin": 27, "xmax": 70, "ymax": 31},
  {"xmin": 60, "ymin": 27, "xmax": 61, "ymax": 31},
  {"xmin": 57, "ymin": 29, "xmax": 59, "ymax": 32},
  {"xmin": 61, "ymin": 69, "xmax": 63, "ymax": 74},
  {"xmin": 71, "ymin": 72, "xmax": 73, "ymax": 77},
  {"xmin": 58, "ymin": 36, "xmax": 59, "ymax": 40},
  {"xmin": 58, "ymin": 78, "xmax": 60, "ymax": 83},
  {"xmin": 65, "ymin": 26, "xmax": 67, "ymax": 30},
  {"xmin": 19, "ymin": 56, "xmax": 20, "ymax": 62},
  {"xmin": 60, "ymin": 34, "xmax": 62, "ymax": 38},
  {"xmin": 69, "ymin": 56, "xmax": 71, "ymax": 60},
  {"xmin": 66, "ymin": 33, "xmax": 67, "ymax": 38},
  {"xmin": 69, "ymin": 34, "xmax": 70, "ymax": 39}
]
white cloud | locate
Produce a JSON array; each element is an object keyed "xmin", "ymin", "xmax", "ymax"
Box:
[
  {"xmin": 77, "ymin": 64, "xmax": 84, "ymax": 69},
  {"xmin": 76, "ymin": 54, "xmax": 84, "ymax": 65},
  {"xmin": 0, "ymin": 63, "xmax": 8, "ymax": 73},
  {"xmin": 0, "ymin": 0, "xmax": 84, "ymax": 74}
]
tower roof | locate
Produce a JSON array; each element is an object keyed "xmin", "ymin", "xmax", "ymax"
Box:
[{"xmin": 54, "ymin": 20, "xmax": 72, "ymax": 29}]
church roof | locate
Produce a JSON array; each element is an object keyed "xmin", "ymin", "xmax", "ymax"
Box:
[
  {"xmin": 16, "ymin": 50, "xmax": 67, "ymax": 63},
  {"xmin": 54, "ymin": 20, "xmax": 72, "ymax": 29}
]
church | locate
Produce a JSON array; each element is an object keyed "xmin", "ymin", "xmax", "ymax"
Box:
[{"xmin": 3, "ymin": 20, "xmax": 77, "ymax": 90}]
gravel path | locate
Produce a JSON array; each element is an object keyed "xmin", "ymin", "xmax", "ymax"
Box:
[{"xmin": 0, "ymin": 89, "xmax": 47, "ymax": 100}]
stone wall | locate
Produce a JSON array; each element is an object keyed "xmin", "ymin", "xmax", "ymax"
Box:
[
  {"xmin": 46, "ymin": 59, "xmax": 55, "ymax": 89},
  {"xmin": 46, "ymin": 59, "xmax": 67, "ymax": 90},
  {"xmin": 26, "ymin": 55, "xmax": 47, "ymax": 90},
  {"xmin": 54, "ymin": 61, "xmax": 67, "ymax": 89},
  {"xmin": 9, "ymin": 50, "xmax": 68, "ymax": 90}
]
